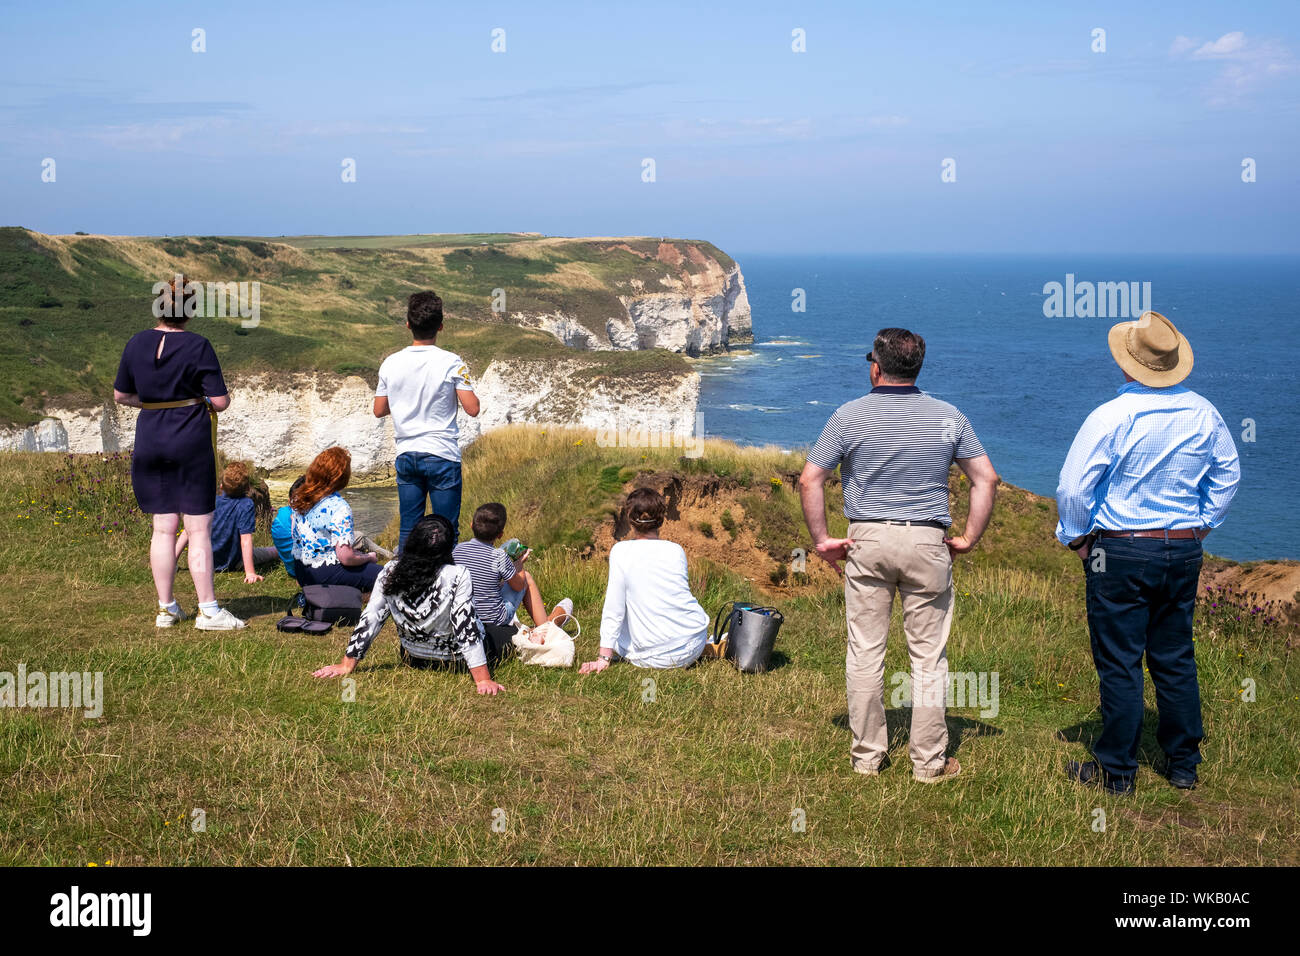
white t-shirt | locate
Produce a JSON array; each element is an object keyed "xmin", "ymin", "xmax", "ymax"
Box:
[
  {"xmin": 375, "ymin": 345, "xmax": 475, "ymax": 461},
  {"xmin": 599, "ymin": 538, "xmax": 709, "ymax": 669}
]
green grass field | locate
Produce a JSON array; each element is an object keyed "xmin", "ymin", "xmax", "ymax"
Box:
[
  {"xmin": 0, "ymin": 228, "xmax": 718, "ymax": 426},
  {"xmin": 0, "ymin": 428, "xmax": 1295, "ymax": 866},
  {"xmin": 268, "ymin": 234, "xmax": 535, "ymax": 250}
]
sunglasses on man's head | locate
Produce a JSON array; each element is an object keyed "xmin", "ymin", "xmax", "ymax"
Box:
[{"xmin": 866, "ymin": 353, "xmax": 878, "ymax": 365}]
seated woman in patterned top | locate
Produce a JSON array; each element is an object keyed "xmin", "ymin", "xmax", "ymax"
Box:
[
  {"xmin": 311, "ymin": 514, "xmax": 505, "ymax": 696},
  {"xmin": 289, "ymin": 447, "xmax": 382, "ymax": 592}
]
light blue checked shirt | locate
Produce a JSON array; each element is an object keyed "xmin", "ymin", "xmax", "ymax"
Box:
[{"xmin": 1055, "ymin": 382, "xmax": 1240, "ymax": 546}]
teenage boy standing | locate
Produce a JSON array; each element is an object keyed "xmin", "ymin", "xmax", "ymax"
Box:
[{"xmin": 375, "ymin": 291, "xmax": 480, "ymax": 549}]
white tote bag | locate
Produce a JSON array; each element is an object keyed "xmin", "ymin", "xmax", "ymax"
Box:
[{"xmin": 511, "ymin": 616, "xmax": 580, "ymax": 668}]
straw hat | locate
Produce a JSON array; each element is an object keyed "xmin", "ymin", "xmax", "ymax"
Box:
[{"xmin": 1107, "ymin": 310, "xmax": 1193, "ymax": 387}]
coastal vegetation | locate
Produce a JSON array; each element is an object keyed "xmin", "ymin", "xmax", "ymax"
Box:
[
  {"xmin": 1, "ymin": 427, "xmax": 1295, "ymax": 865},
  {"xmin": 0, "ymin": 228, "xmax": 734, "ymax": 426}
]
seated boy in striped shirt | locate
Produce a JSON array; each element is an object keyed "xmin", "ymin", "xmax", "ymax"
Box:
[{"xmin": 453, "ymin": 503, "xmax": 572, "ymax": 640}]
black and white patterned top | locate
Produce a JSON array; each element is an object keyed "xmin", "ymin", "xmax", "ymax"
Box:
[{"xmin": 345, "ymin": 562, "xmax": 488, "ymax": 669}]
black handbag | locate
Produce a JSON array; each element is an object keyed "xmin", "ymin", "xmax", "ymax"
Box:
[{"xmin": 301, "ymin": 585, "xmax": 363, "ymax": 626}]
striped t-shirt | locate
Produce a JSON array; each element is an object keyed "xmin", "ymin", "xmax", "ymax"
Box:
[
  {"xmin": 806, "ymin": 385, "xmax": 985, "ymax": 526},
  {"xmin": 452, "ymin": 537, "xmax": 518, "ymax": 626}
]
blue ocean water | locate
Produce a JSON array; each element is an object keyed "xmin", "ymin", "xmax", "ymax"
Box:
[{"xmin": 698, "ymin": 254, "xmax": 1300, "ymax": 562}]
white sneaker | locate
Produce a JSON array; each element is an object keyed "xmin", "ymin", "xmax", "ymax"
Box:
[
  {"xmin": 156, "ymin": 605, "xmax": 187, "ymax": 628},
  {"xmin": 194, "ymin": 607, "xmax": 247, "ymax": 631}
]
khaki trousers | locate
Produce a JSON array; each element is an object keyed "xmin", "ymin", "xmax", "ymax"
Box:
[{"xmin": 843, "ymin": 522, "xmax": 954, "ymax": 775}]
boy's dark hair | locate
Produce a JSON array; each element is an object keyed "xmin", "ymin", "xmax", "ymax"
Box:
[
  {"xmin": 625, "ymin": 487, "xmax": 666, "ymax": 532},
  {"xmin": 471, "ymin": 502, "xmax": 508, "ymax": 542},
  {"xmin": 407, "ymin": 291, "xmax": 444, "ymax": 339},
  {"xmin": 870, "ymin": 327, "xmax": 926, "ymax": 381}
]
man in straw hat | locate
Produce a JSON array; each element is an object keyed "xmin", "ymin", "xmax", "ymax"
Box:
[{"xmin": 1056, "ymin": 310, "xmax": 1240, "ymax": 795}]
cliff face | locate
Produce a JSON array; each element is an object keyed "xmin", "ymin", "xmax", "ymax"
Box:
[
  {"xmin": 0, "ymin": 361, "xmax": 701, "ymax": 473},
  {"xmin": 518, "ymin": 259, "xmax": 752, "ymax": 356},
  {"xmin": 0, "ymin": 230, "xmax": 737, "ymax": 468}
]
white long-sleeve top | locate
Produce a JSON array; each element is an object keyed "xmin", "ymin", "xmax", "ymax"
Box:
[{"xmin": 600, "ymin": 539, "xmax": 709, "ymax": 669}]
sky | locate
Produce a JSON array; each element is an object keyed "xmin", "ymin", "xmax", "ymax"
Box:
[{"xmin": 1, "ymin": 0, "xmax": 1298, "ymax": 254}]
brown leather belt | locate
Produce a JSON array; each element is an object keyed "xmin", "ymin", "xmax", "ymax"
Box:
[{"xmin": 1099, "ymin": 529, "xmax": 1208, "ymax": 541}]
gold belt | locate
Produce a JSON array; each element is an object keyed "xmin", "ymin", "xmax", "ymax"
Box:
[{"xmin": 139, "ymin": 398, "xmax": 219, "ymax": 487}]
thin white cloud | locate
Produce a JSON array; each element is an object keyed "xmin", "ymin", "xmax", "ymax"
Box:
[
  {"xmin": 1192, "ymin": 32, "xmax": 1247, "ymax": 58},
  {"xmin": 1169, "ymin": 31, "xmax": 1297, "ymax": 107}
]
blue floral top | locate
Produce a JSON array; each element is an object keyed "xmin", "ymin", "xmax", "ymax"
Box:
[{"xmin": 291, "ymin": 493, "xmax": 354, "ymax": 569}]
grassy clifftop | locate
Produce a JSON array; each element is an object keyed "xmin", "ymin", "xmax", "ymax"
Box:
[
  {"xmin": 0, "ymin": 428, "xmax": 1295, "ymax": 866},
  {"xmin": 0, "ymin": 228, "xmax": 739, "ymax": 425}
]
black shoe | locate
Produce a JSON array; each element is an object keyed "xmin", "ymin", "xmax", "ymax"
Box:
[
  {"xmin": 1067, "ymin": 759, "xmax": 1135, "ymax": 796},
  {"xmin": 1166, "ymin": 769, "xmax": 1198, "ymax": 790}
]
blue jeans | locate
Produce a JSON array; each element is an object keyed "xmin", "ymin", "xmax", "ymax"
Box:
[
  {"xmin": 395, "ymin": 452, "xmax": 462, "ymax": 551},
  {"xmin": 1084, "ymin": 536, "xmax": 1204, "ymax": 786},
  {"xmin": 498, "ymin": 579, "xmax": 526, "ymax": 623}
]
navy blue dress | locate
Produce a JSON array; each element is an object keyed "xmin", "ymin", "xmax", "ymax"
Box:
[{"xmin": 114, "ymin": 329, "xmax": 228, "ymax": 516}]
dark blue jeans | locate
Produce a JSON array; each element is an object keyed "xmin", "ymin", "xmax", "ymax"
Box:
[
  {"xmin": 395, "ymin": 452, "xmax": 462, "ymax": 551},
  {"xmin": 1084, "ymin": 536, "xmax": 1204, "ymax": 786}
]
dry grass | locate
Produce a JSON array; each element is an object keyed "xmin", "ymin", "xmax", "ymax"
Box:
[{"xmin": 0, "ymin": 435, "xmax": 1297, "ymax": 866}]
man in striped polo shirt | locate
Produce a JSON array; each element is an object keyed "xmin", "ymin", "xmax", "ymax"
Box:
[{"xmin": 799, "ymin": 328, "xmax": 999, "ymax": 782}]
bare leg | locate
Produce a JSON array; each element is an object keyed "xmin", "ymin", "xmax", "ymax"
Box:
[
  {"xmin": 519, "ymin": 572, "xmax": 569, "ymax": 625},
  {"xmin": 151, "ymin": 513, "xmax": 180, "ymax": 605},
  {"xmin": 174, "ymin": 529, "xmax": 189, "ymax": 561},
  {"xmin": 183, "ymin": 512, "xmax": 217, "ymax": 605},
  {"xmin": 519, "ymin": 571, "xmax": 549, "ymax": 626}
]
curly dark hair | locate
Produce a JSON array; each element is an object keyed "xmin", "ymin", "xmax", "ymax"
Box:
[
  {"xmin": 407, "ymin": 291, "xmax": 444, "ymax": 339},
  {"xmin": 385, "ymin": 513, "xmax": 456, "ymax": 602}
]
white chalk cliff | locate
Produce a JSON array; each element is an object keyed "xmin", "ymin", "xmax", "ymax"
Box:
[
  {"xmin": 0, "ymin": 360, "xmax": 701, "ymax": 474},
  {"xmin": 517, "ymin": 261, "xmax": 752, "ymax": 356}
]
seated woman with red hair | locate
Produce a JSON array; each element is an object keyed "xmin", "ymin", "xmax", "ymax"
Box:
[{"xmin": 290, "ymin": 447, "xmax": 382, "ymax": 592}]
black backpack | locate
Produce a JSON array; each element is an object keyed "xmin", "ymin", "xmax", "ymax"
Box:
[{"xmin": 301, "ymin": 585, "xmax": 363, "ymax": 626}]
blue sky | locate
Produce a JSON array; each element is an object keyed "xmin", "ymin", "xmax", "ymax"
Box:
[{"xmin": 2, "ymin": 0, "xmax": 1297, "ymax": 254}]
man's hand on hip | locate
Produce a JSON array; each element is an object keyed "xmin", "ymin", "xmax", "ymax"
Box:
[
  {"xmin": 943, "ymin": 534, "xmax": 976, "ymax": 556},
  {"xmin": 814, "ymin": 537, "xmax": 851, "ymax": 575}
]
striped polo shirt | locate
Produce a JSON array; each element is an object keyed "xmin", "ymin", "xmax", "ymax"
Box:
[
  {"xmin": 806, "ymin": 385, "xmax": 985, "ymax": 526},
  {"xmin": 452, "ymin": 537, "xmax": 518, "ymax": 625}
]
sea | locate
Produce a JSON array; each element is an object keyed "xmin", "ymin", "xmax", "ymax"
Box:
[{"xmin": 698, "ymin": 254, "xmax": 1300, "ymax": 562}]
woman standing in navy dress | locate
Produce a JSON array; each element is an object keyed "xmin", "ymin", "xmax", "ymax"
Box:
[{"xmin": 113, "ymin": 275, "xmax": 246, "ymax": 630}]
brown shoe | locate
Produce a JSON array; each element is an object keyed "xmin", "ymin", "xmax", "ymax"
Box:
[{"xmin": 914, "ymin": 757, "xmax": 961, "ymax": 783}]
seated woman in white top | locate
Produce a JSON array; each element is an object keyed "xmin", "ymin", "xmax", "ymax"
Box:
[
  {"xmin": 311, "ymin": 514, "xmax": 506, "ymax": 695},
  {"xmin": 579, "ymin": 487, "xmax": 709, "ymax": 674}
]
